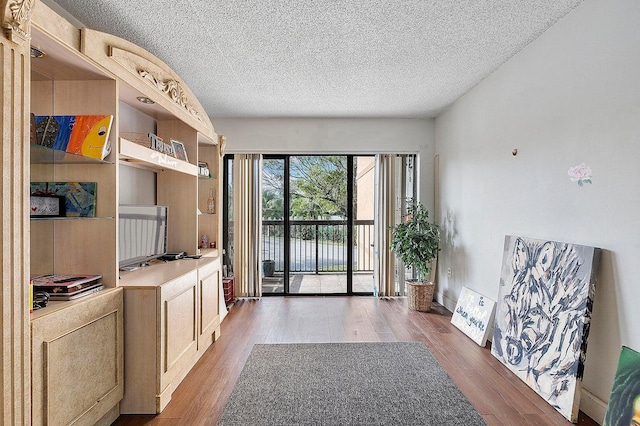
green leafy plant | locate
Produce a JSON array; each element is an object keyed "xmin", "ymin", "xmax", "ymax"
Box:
[{"xmin": 390, "ymin": 200, "xmax": 440, "ymax": 281}]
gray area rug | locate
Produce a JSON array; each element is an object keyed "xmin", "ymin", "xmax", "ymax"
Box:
[{"xmin": 217, "ymin": 342, "xmax": 486, "ymax": 425}]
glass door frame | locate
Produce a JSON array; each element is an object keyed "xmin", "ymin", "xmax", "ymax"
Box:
[
  {"xmin": 224, "ymin": 153, "xmax": 375, "ymax": 296},
  {"xmin": 262, "ymin": 154, "xmax": 358, "ymax": 296}
]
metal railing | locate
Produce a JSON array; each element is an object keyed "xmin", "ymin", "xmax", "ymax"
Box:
[{"xmin": 262, "ymin": 219, "xmax": 374, "ymax": 274}]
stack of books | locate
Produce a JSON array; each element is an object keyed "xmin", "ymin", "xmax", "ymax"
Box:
[{"xmin": 31, "ymin": 274, "xmax": 103, "ymax": 301}]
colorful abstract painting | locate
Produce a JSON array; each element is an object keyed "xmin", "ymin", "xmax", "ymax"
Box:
[
  {"xmin": 34, "ymin": 115, "xmax": 113, "ymax": 160},
  {"xmin": 492, "ymin": 235, "xmax": 600, "ymax": 422},
  {"xmin": 603, "ymin": 346, "xmax": 640, "ymax": 426},
  {"xmin": 31, "ymin": 182, "xmax": 97, "ymax": 217}
]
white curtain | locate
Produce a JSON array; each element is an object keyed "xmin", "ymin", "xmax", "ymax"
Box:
[
  {"xmin": 233, "ymin": 154, "xmax": 263, "ymax": 297},
  {"xmin": 374, "ymin": 154, "xmax": 417, "ymax": 297},
  {"xmin": 374, "ymin": 154, "xmax": 398, "ymax": 297}
]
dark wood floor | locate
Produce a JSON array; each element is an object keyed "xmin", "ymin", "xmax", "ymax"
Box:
[{"xmin": 113, "ymin": 297, "xmax": 599, "ymax": 425}]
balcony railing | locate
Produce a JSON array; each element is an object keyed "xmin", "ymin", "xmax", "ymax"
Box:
[{"xmin": 262, "ymin": 219, "xmax": 374, "ymax": 274}]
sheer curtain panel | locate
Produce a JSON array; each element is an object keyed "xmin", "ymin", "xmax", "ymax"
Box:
[
  {"xmin": 374, "ymin": 154, "xmax": 398, "ymax": 297},
  {"xmin": 374, "ymin": 154, "xmax": 416, "ymax": 297},
  {"xmin": 233, "ymin": 154, "xmax": 263, "ymax": 297}
]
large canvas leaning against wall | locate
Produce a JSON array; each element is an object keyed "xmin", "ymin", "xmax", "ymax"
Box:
[
  {"xmin": 492, "ymin": 235, "xmax": 600, "ymax": 423},
  {"xmin": 603, "ymin": 346, "xmax": 640, "ymax": 426}
]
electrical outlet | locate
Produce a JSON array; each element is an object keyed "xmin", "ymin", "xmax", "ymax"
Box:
[{"xmin": 447, "ymin": 267, "xmax": 452, "ymax": 277}]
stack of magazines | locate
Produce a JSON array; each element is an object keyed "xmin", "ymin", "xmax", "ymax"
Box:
[{"xmin": 31, "ymin": 274, "xmax": 103, "ymax": 301}]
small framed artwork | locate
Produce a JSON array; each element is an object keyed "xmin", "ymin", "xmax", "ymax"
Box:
[
  {"xmin": 198, "ymin": 161, "xmax": 210, "ymax": 177},
  {"xmin": 171, "ymin": 139, "xmax": 188, "ymax": 162},
  {"xmin": 30, "ymin": 195, "xmax": 66, "ymax": 217},
  {"xmin": 31, "ymin": 182, "xmax": 97, "ymax": 217}
]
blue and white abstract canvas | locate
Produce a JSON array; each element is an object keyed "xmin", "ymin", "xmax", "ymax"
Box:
[{"xmin": 492, "ymin": 235, "xmax": 600, "ymax": 422}]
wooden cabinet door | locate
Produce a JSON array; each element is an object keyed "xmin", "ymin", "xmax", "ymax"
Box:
[
  {"xmin": 31, "ymin": 289, "xmax": 123, "ymax": 426},
  {"xmin": 158, "ymin": 270, "xmax": 198, "ymax": 405},
  {"xmin": 198, "ymin": 259, "xmax": 221, "ymax": 352}
]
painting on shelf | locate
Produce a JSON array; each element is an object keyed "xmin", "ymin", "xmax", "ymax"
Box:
[
  {"xmin": 491, "ymin": 235, "xmax": 600, "ymax": 422},
  {"xmin": 34, "ymin": 115, "xmax": 113, "ymax": 160},
  {"xmin": 31, "ymin": 182, "xmax": 97, "ymax": 217},
  {"xmin": 603, "ymin": 346, "xmax": 640, "ymax": 426}
]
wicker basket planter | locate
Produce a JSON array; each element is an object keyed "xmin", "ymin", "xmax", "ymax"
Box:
[
  {"xmin": 407, "ymin": 281, "xmax": 435, "ymax": 312},
  {"xmin": 389, "ymin": 200, "xmax": 440, "ymax": 312}
]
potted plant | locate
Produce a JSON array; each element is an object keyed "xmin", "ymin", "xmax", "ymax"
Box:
[
  {"xmin": 390, "ymin": 200, "xmax": 440, "ymax": 312},
  {"xmin": 262, "ymin": 259, "xmax": 276, "ymax": 277}
]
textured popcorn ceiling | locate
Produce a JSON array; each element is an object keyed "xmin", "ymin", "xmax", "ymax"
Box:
[{"xmin": 47, "ymin": 0, "xmax": 583, "ymax": 118}]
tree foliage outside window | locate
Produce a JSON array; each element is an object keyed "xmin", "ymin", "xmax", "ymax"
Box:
[
  {"xmin": 290, "ymin": 156, "xmax": 347, "ymax": 220},
  {"xmin": 262, "ymin": 156, "xmax": 348, "ymax": 221},
  {"xmin": 262, "ymin": 159, "xmax": 285, "ymax": 220}
]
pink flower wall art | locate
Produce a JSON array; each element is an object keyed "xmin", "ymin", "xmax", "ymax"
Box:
[{"xmin": 568, "ymin": 163, "xmax": 592, "ymax": 187}]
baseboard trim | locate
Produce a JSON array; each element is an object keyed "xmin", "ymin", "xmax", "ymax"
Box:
[
  {"xmin": 436, "ymin": 291, "xmax": 457, "ymax": 313},
  {"xmin": 581, "ymin": 387, "xmax": 607, "ymax": 424}
]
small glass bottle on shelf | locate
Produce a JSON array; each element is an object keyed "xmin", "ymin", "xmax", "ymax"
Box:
[{"xmin": 207, "ymin": 188, "xmax": 215, "ymax": 214}]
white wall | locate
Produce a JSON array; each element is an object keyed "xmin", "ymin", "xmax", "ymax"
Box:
[
  {"xmin": 118, "ymin": 101, "xmax": 157, "ymax": 205},
  {"xmin": 434, "ymin": 0, "xmax": 640, "ymax": 421},
  {"xmin": 214, "ymin": 118, "xmax": 435, "ymax": 209}
]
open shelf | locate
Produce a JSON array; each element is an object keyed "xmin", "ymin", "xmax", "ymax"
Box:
[
  {"xmin": 30, "ymin": 287, "xmax": 119, "ymax": 320},
  {"xmin": 30, "ymin": 216, "xmax": 114, "ymax": 221},
  {"xmin": 31, "ymin": 144, "xmax": 113, "ymax": 165},
  {"xmin": 119, "ymin": 138, "xmax": 198, "ymax": 176},
  {"xmin": 199, "ymin": 248, "xmax": 220, "ymax": 258}
]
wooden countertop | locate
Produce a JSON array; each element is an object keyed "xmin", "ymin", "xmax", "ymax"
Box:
[
  {"xmin": 30, "ymin": 287, "xmax": 123, "ymax": 321},
  {"xmin": 118, "ymin": 256, "xmax": 219, "ymax": 289}
]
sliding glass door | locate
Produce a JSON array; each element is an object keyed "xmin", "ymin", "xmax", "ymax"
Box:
[
  {"xmin": 261, "ymin": 157, "xmax": 286, "ymax": 294},
  {"xmin": 224, "ymin": 153, "xmax": 415, "ymax": 297},
  {"xmin": 260, "ymin": 155, "xmax": 374, "ymax": 295},
  {"xmin": 288, "ymin": 156, "xmax": 349, "ymax": 294}
]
